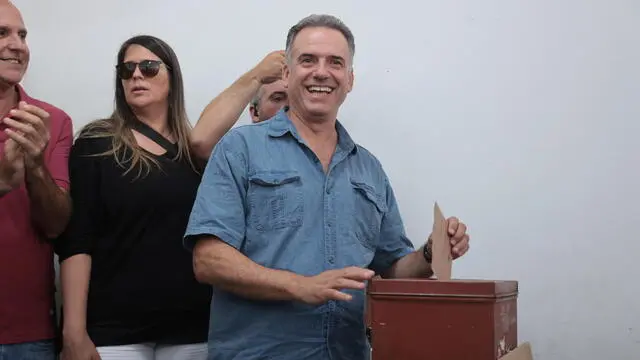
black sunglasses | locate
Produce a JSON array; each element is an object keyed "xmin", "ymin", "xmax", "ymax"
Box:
[{"xmin": 116, "ymin": 60, "xmax": 170, "ymax": 80}]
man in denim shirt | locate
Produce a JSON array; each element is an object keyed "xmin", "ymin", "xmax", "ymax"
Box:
[{"xmin": 184, "ymin": 14, "xmax": 471, "ymax": 360}]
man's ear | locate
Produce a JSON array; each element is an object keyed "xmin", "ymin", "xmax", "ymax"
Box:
[
  {"xmin": 283, "ymin": 63, "xmax": 290, "ymax": 88},
  {"xmin": 347, "ymin": 69, "xmax": 355, "ymax": 93},
  {"xmin": 249, "ymin": 105, "xmax": 259, "ymax": 122}
]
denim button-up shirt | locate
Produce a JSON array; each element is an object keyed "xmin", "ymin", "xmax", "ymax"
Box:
[{"xmin": 184, "ymin": 109, "xmax": 414, "ymax": 360}]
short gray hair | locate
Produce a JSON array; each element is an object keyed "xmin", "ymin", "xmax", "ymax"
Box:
[{"xmin": 285, "ymin": 14, "xmax": 355, "ymax": 64}]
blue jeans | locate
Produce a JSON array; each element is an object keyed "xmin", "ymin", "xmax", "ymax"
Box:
[{"xmin": 0, "ymin": 339, "xmax": 56, "ymax": 360}]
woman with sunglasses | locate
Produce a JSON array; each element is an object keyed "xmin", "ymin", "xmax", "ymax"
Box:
[{"xmin": 55, "ymin": 35, "xmax": 214, "ymax": 360}]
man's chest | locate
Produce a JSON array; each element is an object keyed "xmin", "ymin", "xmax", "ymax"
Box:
[
  {"xmin": 247, "ymin": 140, "xmax": 387, "ymax": 219},
  {"xmin": 244, "ymin": 151, "xmax": 389, "ymax": 260},
  {"xmin": 0, "ymin": 182, "xmax": 34, "ymax": 245}
]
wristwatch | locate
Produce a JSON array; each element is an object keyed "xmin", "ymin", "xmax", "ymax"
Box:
[{"xmin": 422, "ymin": 237, "xmax": 433, "ymax": 263}]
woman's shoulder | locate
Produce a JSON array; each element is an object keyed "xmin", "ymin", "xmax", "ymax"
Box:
[{"xmin": 72, "ymin": 119, "xmax": 116, "ymax": 156}]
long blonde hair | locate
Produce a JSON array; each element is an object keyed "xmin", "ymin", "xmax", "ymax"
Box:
[{"xmin": 79, "ymin": 35, "xmax": 199, "ymax": 179}]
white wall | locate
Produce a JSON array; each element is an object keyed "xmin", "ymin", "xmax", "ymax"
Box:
[{"xmin": 14, "ymin": 0, "xmax": 640, "ymax": 359}]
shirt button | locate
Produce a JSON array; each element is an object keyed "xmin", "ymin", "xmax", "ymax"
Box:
[
  {"xmin": 329, "ymin": 256, "xmax": 335, "ymax": 264},
  {"xmin": 326, "ymin": 187, "xmax": 330, "ymax": 194}
]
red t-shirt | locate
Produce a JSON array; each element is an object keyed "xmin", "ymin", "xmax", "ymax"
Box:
[{"xmin": 0, "ymin": 85, "xmax": 73, "ymax": 344}]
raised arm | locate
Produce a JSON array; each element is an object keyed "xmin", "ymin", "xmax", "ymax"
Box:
[{"xmin": 190, "ymin": 51, "xmax": 285, "ymax": 159}]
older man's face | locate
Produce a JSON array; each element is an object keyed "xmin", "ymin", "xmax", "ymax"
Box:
[
  {"xmin": 0, "ymin": 1, "xmax": 29, "ymax": 89},
  {"xmin": 250, "ymin": 80, "xmax": 287, "ymax": 123}
]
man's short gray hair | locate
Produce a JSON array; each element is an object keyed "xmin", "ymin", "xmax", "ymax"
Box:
[{"xmin": 285, "ymin": 14, "xmax": 355, "ymax": 64}]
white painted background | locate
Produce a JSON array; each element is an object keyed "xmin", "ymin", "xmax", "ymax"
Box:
[{"xmin": 14, "ymin": 0, "xmax": 640, "ymax": 359}]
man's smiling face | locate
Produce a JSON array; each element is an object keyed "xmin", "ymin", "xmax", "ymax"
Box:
[{"xmin": 0, "ymin": 1, "xmax": 29, "ymax": 88}]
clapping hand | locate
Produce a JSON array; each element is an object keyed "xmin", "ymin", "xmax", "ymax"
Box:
[{"xmin": 3, "ymin": 101, "xmax": 50, "ymax": 170}]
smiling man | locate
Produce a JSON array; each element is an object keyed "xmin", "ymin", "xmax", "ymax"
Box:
[
  {"xmin": 0, "ymin": 1, "xmax": 73, "ymax": 359},
  {"xmin": 184, "ymin": 14, "xmax": 471, "ymax": 360}
]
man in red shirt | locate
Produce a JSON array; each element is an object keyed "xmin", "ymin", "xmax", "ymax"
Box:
[{"xmin": 0, "ymin": 1, "xmax": 73, "ymax": 359}]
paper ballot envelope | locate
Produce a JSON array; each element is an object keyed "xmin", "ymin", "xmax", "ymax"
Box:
[{"xmin": 431, "ymin": 202, "xmax": 452, "ymax": 280}]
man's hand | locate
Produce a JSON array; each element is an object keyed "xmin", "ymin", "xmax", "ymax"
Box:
[
  {"xmin": 252, "ymin": 50, "xmax": 286, "ymax": 84},
  {"xmin": 3, "ymin": 101, "xmax": 51, "ymax": 170},
  {"xmin": 293, "ymin": 267, "xmax": 375, "ymax": 305},
  {"xmin": 0, "ymin": 138, "xmax": 25, "ymax": 194},
  {"xmin": 446, "ymin": 216, "xmax": 470, "ymax": 259}
]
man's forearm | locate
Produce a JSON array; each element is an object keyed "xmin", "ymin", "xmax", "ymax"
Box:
[
  {"xmin": 384, "ymin": 245, "xmax": 434, "ymax": 279},
  {"xmin": 193, "ymin": 237, "xmax": 304, "ymax": 301},
  {"xmin": 60, "ymin": 254, "xmax": 91, "ymax": 337},
  {"xmin": 25, "ymin": 165, "xmax": 71, "ymax": 238},
  {"xmin": 190, "ymin": 70, "xmax": 262, "ymax": 159}
]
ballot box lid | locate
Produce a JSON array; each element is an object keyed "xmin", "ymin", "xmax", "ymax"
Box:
[{"xmin": 367, "ymin": 278, "xmax": 518, "ymax": 300}]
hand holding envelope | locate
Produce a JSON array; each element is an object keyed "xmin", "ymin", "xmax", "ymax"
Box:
[{"xmin": 429, "ymin": 202, "xmax": 470, "ymax": 280}]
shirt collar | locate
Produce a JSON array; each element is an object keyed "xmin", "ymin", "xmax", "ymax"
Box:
[
  {"xmin": 16, "ymin": 84, "xmax": 32, "ymax": 103},
  {"xmin": 267, "ymin": 107, "xmax": 357, "ymax": 154}
]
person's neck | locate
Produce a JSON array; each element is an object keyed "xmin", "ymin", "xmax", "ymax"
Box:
[
  {"xmin": 287, "ymin": 106, "xmax": 338, "ymax": 147},
  {"xmin": 0, "ymin": 83, "xmax": 18, "ymax": 117},
  {"xmin": 132, "ymin": 104, "xmax": 170, "ymax": 137}
]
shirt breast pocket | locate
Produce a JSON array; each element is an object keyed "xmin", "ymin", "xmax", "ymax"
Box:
[
  {"xmin": 247, "ymin": 171, "xmax": 304, "ymax": 232},
  {"xmin": 349, "ymin": 178, "xmax": 388, "ymax": 250}
]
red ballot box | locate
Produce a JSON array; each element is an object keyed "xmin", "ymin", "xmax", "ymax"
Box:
[{"xmin": 366, "ymin": 278, "xmax": 519, "ymax": 360}]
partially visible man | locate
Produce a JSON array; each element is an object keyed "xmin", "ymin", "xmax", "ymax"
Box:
[
  {"xmin": 248, "ymin": 79, "xmax": 287, "ymax": 123},
  {"xmin": 190, "ymin": 50, "xmax": 286, "ymax": 159},
  {"xmin": 184, "ymin": 14, "xmax": 470, "ymax": 360},
  {"xmin": 0, "ymin": 1, "xmax": 73, "ymax": 359}
]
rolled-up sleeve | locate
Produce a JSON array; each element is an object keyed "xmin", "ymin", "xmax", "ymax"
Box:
[
  {"xmin": 54, "ymin": 137, "xmax": 102, "ymax": 262},
  {"xmin": 183, "ymin": 131, "xmax": 248, "ymax": 252},
  {"xmin": 369, "ymin": 175, "xmax": 415, "ymax": 274}
]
